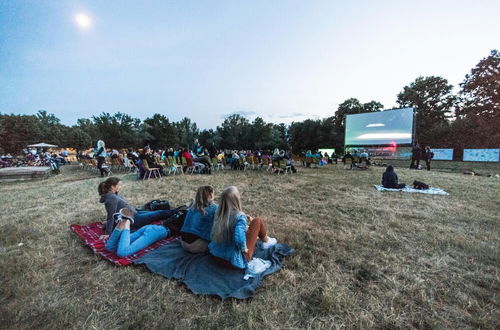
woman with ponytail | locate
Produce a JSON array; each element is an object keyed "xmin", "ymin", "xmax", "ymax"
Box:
[{"xmin": 98, "ymin": 177, "xmax": 177, "ymax": 240}]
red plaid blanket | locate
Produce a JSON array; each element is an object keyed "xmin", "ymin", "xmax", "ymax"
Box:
[{"xmin": 70, "ymin": 222, "xmax": 178, "ymax": 266}]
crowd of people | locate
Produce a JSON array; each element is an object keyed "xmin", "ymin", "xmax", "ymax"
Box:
[
  {"xmin": 82, "ymin": 139, "xmax": 299, "ymax": 178},
  {"xmin": 99, "ymin": 177, "xmax": 278, "ymax": 270},
  {"xmin": 0, "ymin": 147, "xmax": 69, "ymax": 170}
]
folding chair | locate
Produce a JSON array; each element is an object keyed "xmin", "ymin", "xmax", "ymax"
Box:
[
  {"xmin": 278, "ymin": 159, "xmax": 292, "ymax": 175},
  {"xmin": 142, "ymin": 160, "xmax": 161, "ymax": 179},
  {"xmin": 344, "ymin": 158, "xmax": 353, "ymax": 170},
  {"xmin": 167, "ymin": 156, "xmax": 183, "ymax": 175}
]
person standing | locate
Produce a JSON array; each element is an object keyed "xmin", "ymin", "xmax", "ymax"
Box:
[
  {"xmin": 410, "ymin": 143, "xmax": 421, "ymax": 169},
  {"xmin": 423, "ymin": 146, "xmax": 434, "ymax": 171},
  {"xmin": 95, "ymin": 140, "xmax": 109, "ymax": 177}
]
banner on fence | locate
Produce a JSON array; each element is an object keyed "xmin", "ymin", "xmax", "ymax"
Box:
[
  {"xmin": 463, "ymin": 149, "xmax": 500, "ymax": 162},
  {"xmin": 431, "ymin": 149, "xmax": 454, "ymax": 160}
]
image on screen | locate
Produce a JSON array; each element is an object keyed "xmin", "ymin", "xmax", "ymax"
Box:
[{"xmin": 345, "ymin": 108, "xmax": 414, "ymax": 146}]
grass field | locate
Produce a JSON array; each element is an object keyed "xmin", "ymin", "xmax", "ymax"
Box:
[{"xmin": 1, "ymin": 163, "xmax": 499, "ymax": 329}]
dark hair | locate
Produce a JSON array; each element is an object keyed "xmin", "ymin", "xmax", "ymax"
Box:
[
  {"xmin": 386, "ymin": 165, "xmax": 394, "ymax": 172},
  {"xmin": 98, "ymin": 177, "xmax": 121, "ymax": 195}
]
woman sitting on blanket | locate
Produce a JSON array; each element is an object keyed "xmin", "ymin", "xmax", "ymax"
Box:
[
  {"xmin": 208, "ymin": 186, "xmax": 277, "ymax": 269},
  {"xmin": 98, "ymin": 177, "xmax": 176, "ymax": 240},
  {"xmin": 180, "ymin": 186, "xmax": 218, "ymax": 253},
  {"xmin": 382, "ymin": 165, "xmax": 406, "ymax": 189},
  {"xmin": 105, "ymin": 208, "xmax": 170, "ymax": 257}
]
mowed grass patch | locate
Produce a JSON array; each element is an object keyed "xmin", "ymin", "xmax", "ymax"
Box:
[{"xmin": 0, "ymin": 164, "xmax": 498, "ymax": 329}]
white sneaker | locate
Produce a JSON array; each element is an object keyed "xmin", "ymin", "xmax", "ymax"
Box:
[{"xmin": 262, "ymin": 237, "xmax": 277, "ymax": 249}]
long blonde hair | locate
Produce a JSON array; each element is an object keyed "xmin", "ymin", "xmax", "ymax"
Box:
[
  {"xmin": 193, "ymin": 186, "xmax": 214, "ymax": 214},
  {"xmin": 211, "ymin": 186, "xmax": 243, "ymax": 243},
  {"xmin": 97, "ymin": 140, "xmax": 105, "ymax": 148}
]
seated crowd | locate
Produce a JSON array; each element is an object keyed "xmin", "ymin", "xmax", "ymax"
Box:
[
  {"xmin": 87, "ymin": 141, "xmax": 299, "ymax": 178},
  {"xmin": 98, "ymin": 177, "xmax": 278, "ymax": 270}
]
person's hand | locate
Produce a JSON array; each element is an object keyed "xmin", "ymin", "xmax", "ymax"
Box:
[
  {"xmin": 247, "ymin": 215, "xmax": 254, "ymax": 223},
  {"xmin": 99, "ymin": 235, "xmax": 109, "ymax": 241},
  {"xmin": 244, "ymin": 248, "xmax": 249, "ymax": 253}
]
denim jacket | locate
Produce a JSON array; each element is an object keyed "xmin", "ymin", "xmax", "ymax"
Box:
[
  {"xmin": 180, "ymin": 202, "xmax": 218, "ymax": 241},
  {"xmin": 208, "ymin": 212, "xmax": 248, "ymax": 269}
]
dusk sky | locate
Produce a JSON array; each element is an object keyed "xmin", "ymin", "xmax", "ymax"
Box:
[{"xmin": 1, "ymin": 0, "xmax": 499, "ymax": 129}]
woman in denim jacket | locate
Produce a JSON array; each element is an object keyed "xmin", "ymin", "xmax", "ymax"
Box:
[
  {"xmin": 208, "ymin": 186, "xmax": 277, "ymax": 269},
  {"xmin": 180, "ymin": 186, "xmax": 218, "ymax": 253}
]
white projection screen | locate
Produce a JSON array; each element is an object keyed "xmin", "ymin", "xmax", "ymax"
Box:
[{"xmin": 345, "ymin": 108, "xmax": 414, "ymax": 146}]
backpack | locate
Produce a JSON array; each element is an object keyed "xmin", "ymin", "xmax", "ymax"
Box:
[
  {"xmin": 143, "ymin": 199, "xmax": 171, "ymax": 211},
  {"xmin": 160, "ymin": 206, "xmax": 189, "ymax": 236},
  {"xmin": 413, "ymin": 180, "xmax": 429, "ymax": 190}
]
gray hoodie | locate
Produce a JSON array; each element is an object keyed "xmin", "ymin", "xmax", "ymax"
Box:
[{"xmin": 100, "ymin": 193, "xmax": 137, "ymax": 235}]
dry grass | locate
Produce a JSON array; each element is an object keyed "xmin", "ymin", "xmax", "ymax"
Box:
[{"xmin": 0, "ymin": 164, "xmax": 499, "ymax": 329}]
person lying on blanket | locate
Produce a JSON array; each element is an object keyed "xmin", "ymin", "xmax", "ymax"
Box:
[
  {"xmin": 382, "ymin": 165, "xmax": 406, "ymax": 189},
  {"xmin": 180, "ymin": 186, "xmax": 218, "ymax": 254},
  {"xmin": 105, "ymin": 208, "xmax": 170, "ymax": 257},
  {"xmin": 208, "ymin": 186, "xmax": 277, "ymax": 270},
  {"xmin": 98, "ymin": 177, "xmax": 177, "ymax": 241}
]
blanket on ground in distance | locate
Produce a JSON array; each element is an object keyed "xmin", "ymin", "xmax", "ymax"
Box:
[
  {"xmin": 70, "ymin": 222, "xmax": 178, "ymax": 266},
  {"xmin": 374, "ymin": 185, "xmax": 449, "ymax": 195},
  {"xmin": 134, "ymin": 239, "xmax": 294, "ymax": 299}
]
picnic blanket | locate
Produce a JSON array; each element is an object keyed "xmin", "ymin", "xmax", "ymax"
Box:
[
  {"xmin": 374, "ymin": 185, "xmax": 449, "ymax": 195},
  {"xmin": 134, "ymin": 239, "xmax": 294, "ymax": 299},
  {"xmin": 70, "ymin": 222, "xmax": 177, "ymax": 266}
]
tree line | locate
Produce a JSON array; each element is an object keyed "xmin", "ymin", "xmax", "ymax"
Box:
[{"xmin": 1, "ymin": 50, "xmax": 498, "ymax": 156}]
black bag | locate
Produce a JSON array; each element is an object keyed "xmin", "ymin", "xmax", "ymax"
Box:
[
  {"xmin": 413, "ymin": 180, "xmax": 429, "ymax": 190},
  {"xmin": 161, "ymin": 206, "xmax": 188, "ymax": 236},
  {"xmin": 143, "ymin": 199, "xmax": 171, "ymax": 211}
]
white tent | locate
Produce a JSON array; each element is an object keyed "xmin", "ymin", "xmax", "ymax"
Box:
[{"xmin": 27, "ymin": 142, "xmax": 58, "ymax": 148}]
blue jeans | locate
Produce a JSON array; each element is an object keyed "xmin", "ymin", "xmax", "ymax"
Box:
[
  {"xmin": 133, "ymin": 209, "xmax": 177, "ymax": 229},
  {"xmin": 105, "ymin": 225, "xmax": 169, "ymax": 257}
]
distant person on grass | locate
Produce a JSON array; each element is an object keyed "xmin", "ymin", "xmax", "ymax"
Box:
[
  {"xmin": 95, "ymin": 140, "xmax": 109, "ymax": 177},
  {"xmin": 423, "ymin": 146, "xmax": 434, "ymax": 171},
  {"xmin": 180, "ymin": 186, "xmax": 218, "ymax": 253},
  {"xmin": 410, "ymin": 142, "xmax": 422, "ymax": 169},
  {"xmin": 98, "ymin": 177, "xmax": 177, "ymax": 240},
  {"xmin": 105, "ymin": 208, "xmax": 171, "ymax": 257},
  {"xmin": 382, "ymin": 165, "xmax": 406, "ymax": 189},
  {"xmin": 209, "ymin": 186, "xmax": 277, "ymax": 270}
]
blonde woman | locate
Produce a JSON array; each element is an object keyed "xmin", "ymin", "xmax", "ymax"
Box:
[
  {"xmin": 95, "ymin": 140, "xmax": 108, "ymax": 177},
  {"xmin": 209, "ymin": 186, "xmax": 277, "ymax": 269},
  {"xmin": 180, "ymin": 186, "xmax": 218, "ymax": 253}
]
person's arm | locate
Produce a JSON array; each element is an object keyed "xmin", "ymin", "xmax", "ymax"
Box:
[
  {"xmin": 104, "ymin": 197, "xmax": 119, "ymax": 235},
  {"xmin": 233, "ymin": 215, "xmax": 247, "ymax": 252}
]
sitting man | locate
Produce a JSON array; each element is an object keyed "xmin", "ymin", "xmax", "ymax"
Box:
[{"xmin": 382, "ymin": 165, "xmax": 405, "ymax": 189}]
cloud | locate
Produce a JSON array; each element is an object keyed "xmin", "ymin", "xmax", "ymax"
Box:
[{"xmin": 220, "ymin": 110, "xmax": 258, "ymax": 119}]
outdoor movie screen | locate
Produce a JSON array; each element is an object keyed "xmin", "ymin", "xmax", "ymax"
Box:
[{"xmin": 345, "ymin": 107, "xmax": 414, "ymax": 146}]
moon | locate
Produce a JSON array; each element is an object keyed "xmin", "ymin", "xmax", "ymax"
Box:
[{"xmin": 75, "ymin": 13, "xmax": 92, "ymax": 29}]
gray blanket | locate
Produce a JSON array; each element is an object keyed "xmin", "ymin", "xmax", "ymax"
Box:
[{"xmin": 134, "ymin": 239, "xmax": 294, "ymax": 299}]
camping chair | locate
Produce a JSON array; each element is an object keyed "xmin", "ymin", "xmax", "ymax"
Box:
[
  {"xmin": 167, "ymin": 156, "xmax": 183, "ymax": 175},
  {"xmin": 183, "ymin": 156, "xmax": 200, "ymax": 174},
  {"xmin": 311, "ymin": 157, "xmax": 320, "ymax": 168},
  {"xmin": 278, "ymin": 159, "xmax": 292, "ymax": 175},
  {"xmin": 261, "ymin": 158, "xmax": 272, "ymax": 171},
  {"xmin": 122, "ymin": 157, "xmax": 135, "ymax": 173},
  {"xmin": 211, "ymin": 157, "xmax": 223, "ymax": 171},
  {"xmin": 344, "ymin": 158, "xmax": 353, "ymax": 170},
  {"xmin": 238, "ymin": 157, "xmax": 250, "ymax": 171},
  {"xmin": 305, "ymin": 157, "xmax": 313, "ymax": 168},
  {"xmin": 246, "ymin": 155, "xmax": 255, "ymax": 170},
  {"xmin": 142, "ymin": 159, "xmax": 161, "ymax": 179}
]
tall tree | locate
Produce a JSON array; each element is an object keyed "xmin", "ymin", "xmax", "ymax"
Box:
[
  {"xmin": 217, "ymin": 114, "xmax": 250, "ymax": 149},
  {"xmin": 0, "ymin": 114, "xmax": 42, "ymax": 153},
  {"xmin": 174, "ymin": 117, "xmax": 199, "ymax": 149},
  {"xmin": 397, "ymin": 76, "xmax": 455, "ymax": 144},
  {"xmin": 91, "ymin": 112, "xmax": 141, "ymax": 148},
  {"xmin": 452, "ymin": 49, "xmax": 500, "ymax": 148},
  {"xmin": 142, "ymin": 114, "xmax": 179, "ymax": 149}
]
